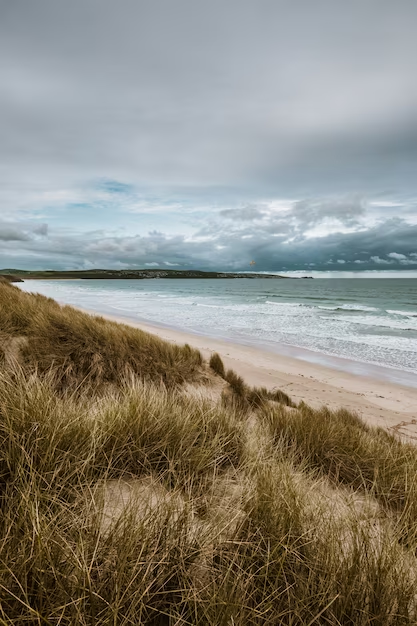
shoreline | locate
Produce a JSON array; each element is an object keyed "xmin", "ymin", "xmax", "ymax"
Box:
[{"xmin": 79, "ymin": 306, "xmax": 417, "ymax": 440}]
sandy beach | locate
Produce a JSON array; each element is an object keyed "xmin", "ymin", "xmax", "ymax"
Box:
[{"xmin": 81, "ymin": 308, "xmax": 417, "ymax": 441}]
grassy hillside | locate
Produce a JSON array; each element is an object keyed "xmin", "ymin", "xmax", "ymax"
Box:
[
  {"xmin": 0, "ymin": 277, "xmax": 202, "ymax": 388},
  {"xmin": 0, "ymin": 268, "xmax": 291, "ymax": 279},
  {"xmin": 1, "ymin": 279, "xmax": 417, "ymax": 624}
]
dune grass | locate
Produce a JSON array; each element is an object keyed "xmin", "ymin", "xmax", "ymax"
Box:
[
  {"xmin": 1, "ymin": 281, "xmax": 417, "ymax": 624},
  {"xmin": 261, "ymin": 402, "xmax": 417, "ymax": 542},
  {"xmin": 209, "ymin": 352, "xmax": 226, "ymax": 378},
  {"xmin": 0, "ymin": 280, "xmax": 202, "ymax": 390},
  {"xmin": 210, "ymin": 352, "xmax": 294, "ymax": 409}
]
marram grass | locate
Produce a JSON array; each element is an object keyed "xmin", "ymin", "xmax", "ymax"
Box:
[
  {"xmin": 1, "ymin": 280, "xmax": 417, "ymax": 624},
  {"xmin": 0, "ymin": 280, "xmax": 202, "ymax": 389}
]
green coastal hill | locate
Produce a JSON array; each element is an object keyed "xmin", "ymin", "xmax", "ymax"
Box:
[{"xmin": 0, "ymin": 268, "xmax": 298, "ymax": 280}]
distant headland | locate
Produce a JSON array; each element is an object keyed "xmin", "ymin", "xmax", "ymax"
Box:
[{"xmin": 0, "ymin": 269, "xmax": 312, "ymax": 280}]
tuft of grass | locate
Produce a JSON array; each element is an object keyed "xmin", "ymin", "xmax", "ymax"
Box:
[
  {"xmin": 225, "ymin": 368, "xmax": 247, "ymax": 397},
  {"xmin": 222, "ymin": 368, "xmax": 296, "ymax": 411},
  {"xmin": 246, "ymin": 385, "xmax": 296, "ymax": 408},
  {"xmin": 262, "ymin": 401, "xmax": 417, "ymax": 542},
  {"xmin": 209, "ymin": 351, "xmax": 226, "ymax": 378}
]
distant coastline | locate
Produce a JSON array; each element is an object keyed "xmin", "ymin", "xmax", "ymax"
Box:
[{"xmin": 0, "ymin": 268, "xmax": 312, "ymax": 280}]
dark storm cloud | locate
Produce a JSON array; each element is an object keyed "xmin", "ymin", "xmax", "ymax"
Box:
[{"xmin": 1, "ymin": 216, "xmax": 416, "ymax": 272}]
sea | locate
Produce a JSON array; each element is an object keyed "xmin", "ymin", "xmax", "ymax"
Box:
[{"xmin": 19, "ymin": 277, "xmax": 417, "ymax": 386}]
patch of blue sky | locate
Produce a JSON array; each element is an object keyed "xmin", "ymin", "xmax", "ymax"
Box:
[
  {"xmin": 36, "ymin": 177, "xmax": 237, "ymax": 238},
  {"xmin": 44, "ymin": 199, "xmax": 194, "ymax": 238},
  {"xmin": 97, "ymin": 179, "xmax": 136, "ymax": 195}
]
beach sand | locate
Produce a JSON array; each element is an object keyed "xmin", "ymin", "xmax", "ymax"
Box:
[{"xmin": 83, "ymin": 308, "xmax": 417, "ymax": 441}]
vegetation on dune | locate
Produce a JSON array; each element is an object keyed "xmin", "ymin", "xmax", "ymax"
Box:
[
  {"xmin": 209, "ymin": 351, "xmax": 226, "ymax": 378},
  {"xmin": 210, "ymin": 352, "xmax": 295, "ymax": 409},
  {"xmin": 262, "ymin": 401, "xmax": 417, "ymax": 542},
  {"xmin": 1, "ymin": 280, "xmax": 417, "ymax": 624},
  {"xmin": 0, "ymin": 280, "xmax": 202, "ymax": 389}
]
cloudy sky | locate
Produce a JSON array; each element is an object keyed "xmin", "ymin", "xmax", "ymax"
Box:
[{"xmin": 1, "ymin": 0, "xmax": 417, "ymax": 272}]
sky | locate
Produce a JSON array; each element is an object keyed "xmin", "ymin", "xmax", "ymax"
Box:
[{"xmin": 1, "ymin": 0, "xmax": 417, "ymax": 273}]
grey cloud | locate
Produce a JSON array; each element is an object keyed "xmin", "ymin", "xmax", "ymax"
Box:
[
  {"xmin": 2, "ymin": 2, "xmax": 417, "ymax": 272},
  {"xmin": 291, "ymin": 197, "xmax": 366, "ymax": 230},
  {"xmin": 371, "ymin": 256, "xmax": 392, "ymax": 265},
  {"xmin": 0, "ymin": 221, "xmax": 48, "ymax": 241},
  {"xmin": 1, "ymin": 1, "xmax": 417, "ymax": 205},
  {"xmin": 2, "ymin": 215, "xmax": 417, "ymax": 273},
  {"xmin": 219, "ymin": 206, "xmax": 265, "ymax": 221},
  {"xmin": 32, "ymin": 223, "xmax": 48, "ymax": 236},
  {"xmin": 199, "ymin": 194, "xmax": 367, "ymax": 245},
  {"xmin": 0, "ymin": 226, "xmax": 30, "ymax": 242}
]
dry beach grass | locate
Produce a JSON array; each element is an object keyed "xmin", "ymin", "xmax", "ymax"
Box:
[{"xmin": 1, "ymin": 279, "xmax": 417, "ymax": 624}]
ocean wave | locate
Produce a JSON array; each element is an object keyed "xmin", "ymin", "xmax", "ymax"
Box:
[
  {"xmin": 324, "ymin": 314, "xmax": 417, "ymax": 332},
  {"xmin": 318, "ymin": 304, "xmax": 378, "ymax": 312},
  {"xmin": 265, "ymin": 300, "xmax": 303, "ymax": 307},
  {"xmin": 196, "ymin": 303, "xmax": 226, "ymax": 309},
  {"xmin": 196, "ymin": 302, "xmax": 253, "ymax": 311},
  {"xmin": 387, "ymin": 310, "xmax": 417, "ymax": 318}
]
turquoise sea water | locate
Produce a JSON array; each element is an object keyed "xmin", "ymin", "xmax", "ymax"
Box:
[{"xmin": 20, "ymin": 278, "xmax": 417, "ymax": 382}]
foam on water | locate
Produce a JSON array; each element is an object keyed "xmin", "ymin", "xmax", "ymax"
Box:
[
  {"xmin": 318, "ymin": 304, "xmax": 379, "ymax": 312},
  {"xmin": 325, "ymin": 314, "xmax": 417, "ymax": 332},
  {"xmin": 265, "ymin": 300, "xmax": 304, "ymax": 306},
  {"xmin": 387, "ymin": 309, "xmax": 417, "ymax": 318},
  {"xmin": 18, "ymin": 277, "xmax": 417, "ymax": 378}
]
